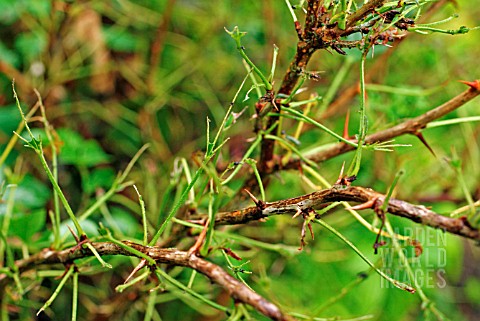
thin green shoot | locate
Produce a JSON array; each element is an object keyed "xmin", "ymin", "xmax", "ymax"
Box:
[
  {"xmin": 222, "ymin": 250, "xmax": 253, "ymax": 291},
  {"xmin": 83, "ymin": 242, "xmax": 112, "ymax": 269},
  {"xmin": 347, "ymin": 50, "xmax": 368, "ymax": 177},
  {"xmin": 450, "ymin": 200, "xmax": 480, "ymax": 218},
  {"xmin": 133, "ymin": 185, "xmax": 148, "ymax": 245},
  {"xmin": 315, "ymin": 217, "xmax": 416, "ymax": 293},
  {"xmin": 269, "ymin": 44, "xmax": 279, "ymax": 83},
  {"xmin": 116, "ymin": 269, "xmax": 150, "ymax": 293},
  {"xmin": 383, "ymin": 217, "xmax": 448, "ymax": 319},
  {"xmin": 281, "ymin": 75, "xmax": 306, "ymax": 105},
  {"xmin": 171, "ymin": 218, "xmax": 299, "ymax": 257},
  {"xmin": 0, "ymin": 231, "xmax": 24, "ymax": 294},
  {"xmin": 154, "ymin": 268, "xmax": 229, "ymax": 313},
  {"xmin": 101, "ymin": 228, "xmax": 156, "ymax": 265},
  {"xmin": 144, "ymin": 290, "xmax": 157, "ymax": 321},
  {"xmin": 288, "ymin": 95, "xmax": 322, "ymax": 108},
  {"xmin": 264, "ymin": 134, "xmax": 318, "ymax": 168},
  {"xmin": 416, "ymin": 13, "xmax": 459, "ymax": 27},
  {"xmin": 71, "ymin": 271, "xmax": 78, "ymax": 321},
  {"xmin": 37, "ymin": 264, "xmax": 75, "ymax": 316},
  {"xmin": 275, "ymin": 107, "xmax": 357, "ymax": 146},
  {"xmin": 150, "ymin": 136, "xmax": 229, "ymax": 245},
  {"xmin": 367, "ymin": 140, "xmax": 412, "ymax": 152},
  {"xmin": 0, "ymin": 99, "xmax": 39, "ymax": 170},
  {"xmin": 427, "ymin": 116, "xmax": 480, "ymax": 128},
  {"xmin": 291, "ymin": 312, "xmax": 374, "ymax": 320},
  {"xmin": 242, "ymin": 60, "xmax": 262, "ymax": 100},
  {"xmin": 78, "ymin": 144, "xmax": 149, "ymax": 222},
  {"xmin": 410, "ymin": 25, "xmax": 478, "ymax": 35},
  {"xmin": 221, "ymin": 135, "xmax": 262, "ymax": 185},
  {"xmin": 35, "ymin": 89, "xmax": 62, "ymax": 249},
  {"xmin": 244, "ymin": 158, "xmax": 266, "ymax": 202},
  {"xmin": 448, "ymin": 147, "xmax": 476, "ymax": 217},
  {"xmin": 180, "ymin": 158, "xmax": 195, "ymax": 205},
  {"xmin": 200, "ymin": 181, "xmax": 216, "ymax": 257},
  {"xmin": 338, "ymin": 0, "xmax": 347, "ymax": 30},
  {"xmin": 366, "ymin": 83, "xmax": 443, "ymax": 96},
  {"xmin": 0, "ymin": 183, "xmax": 17, "ymax": 265},
  {"xmin": 225, "ymin": 26, "xmax": 273, "ymax": 91},
  {"xmin": 311, "ymin": 269, "xmax": 372, "ymax": 315},
  {"xmin": 187, "ymin": 270, "xmax": 198, "ymax": 289},
  {"xmin": 284, "ymin": 0, "xmax": 298, "ymax": 22},
  {"xmin": 13, "ymin": 83, "xmax": 85, "ymax": 237},
  {"xmin": 381, "ymin": 169, "xmax": 405, "ymax": 213}
]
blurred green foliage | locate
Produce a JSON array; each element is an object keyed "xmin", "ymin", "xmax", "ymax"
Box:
[{"xmin": 0, "ymin": 1, "xmax": 479, "ymax": 321}]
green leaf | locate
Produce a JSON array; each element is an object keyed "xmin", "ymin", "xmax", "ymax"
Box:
[
  {"xmin": 57, "ymin": 128, "xmax": 110, "ymax": 167},
  {"xmin": 83, "ymin": 168, "xmax": 116, "ymax": 194},
  {"xmin": 0, "ymin": 104, "xmax": 22, "ymax": 134},
  {"xmin": 13, "ymin": 174, "xmax": 51, "ymax": 208},
  {"xmin": 8, "ymin": 209, "xmax": 46, "ymax": 241},
  {"xmin": 14, "ymin": 32, "xmax": 47, "ymax": 63},
  {"xmin": 103, "ymin": 26, "xmax": 146, "ymax": 52},
  {"xmin": 105, "ymin": 207, "xmax": 139, "ymax": 236},
  {"xmin": 0, "ymin": 43, "xmax": 20, "ymax": 68}
]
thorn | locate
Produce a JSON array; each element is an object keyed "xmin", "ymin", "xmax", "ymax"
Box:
[
  {"xmin": 67, "ymin": 227, "xmax": 89, "ymax": 253},
  {"xmin": 55, "ymin": 262, "xmax": 74, "ymax": 280},
  {"xmin": 67, "ymin": 225, "xmax": 80, "ymax": 243},
  {"xmin": 348, "ymin": 199, "xmax": 376, "ymax": 211},
  {"xmin": 187, "ymin": 218, "xmax": 210, "ymax": 256},
  {"xmin": 271, "ymin": 99, "xmax": 280, "ymax": 112},
  {"xmin": 459, "ymin": 79, "xmax": 480, "ymax": 91},
  {"xmin": 343, "ymin": 109, "xmax": 350, "ymax": 139},
  {"xmin": 124, "ymin": 259, "xmax": 147, "ymax": 284},
  {"xmin": 292, "ymin": 206, "xmax": 303, "ymax": 219},
  {"xmin": 243, "ymin": 189, "xmax": 264, "ymax": 209},
  {"xmin": 412, "ymin": 131, "xmax": 436, "ymax": 157}
]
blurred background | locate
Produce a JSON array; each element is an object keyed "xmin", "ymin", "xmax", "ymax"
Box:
[{"xmin": 0, "ymin": 1, "xmax": 479, "ymax": 320}]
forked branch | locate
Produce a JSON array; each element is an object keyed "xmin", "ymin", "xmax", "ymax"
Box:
[{"xmin": 1, "ymin": 242, "xmax": 295, "ymax": 321}]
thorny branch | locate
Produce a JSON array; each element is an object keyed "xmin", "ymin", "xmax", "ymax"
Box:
[
  {"xmin": 283, "ymin": 81, "xmax": 480, "ymax": 167},
  {"xmin": 207, "ymin": 185, "xmax": 480, "ymax": 241},
  {"xmin": 1, "ymin": 242, "xmax": 295, "ymax": 321},
  {"xmin": 254, "ymin": 0, "xmax": 393, "ymax": 178}
]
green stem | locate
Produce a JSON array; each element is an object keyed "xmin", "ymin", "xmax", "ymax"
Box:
[
  {"xmin": 278, "ymin": 107, "xmax": 358, "ymax": 147},
  {"xmin": 348, "ymin": 51, "xmax": 368, "ymax": 176},
  {"xmin": 154, "ymin": 268, "xmax": 229, "ymax": 312},
  {"xmin": 315, "ymin": 218, "xmax": 415, "ymax": 293},
  {"xmin": 149, "ymin": 166, "xmax": 204, "ymax": 245},
  {"xmin": 37, "ymin": 264, "xmax": 75, "ymax": 316},
  {"xmin": 225, "ymin": 27, "xmax": 272, "ymax": 90},
  {"xmin": 71, "ymin": 271, "xmax": 78, "ymax": 321}
]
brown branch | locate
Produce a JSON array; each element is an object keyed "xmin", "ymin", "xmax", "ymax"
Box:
[
  {"xmin": 345, "ymin": 0, "xmax": 386, "ymax": 30},
  {"xmin": 1, "ymin": 242, "xmax": 294, "ymax": 321},
  {"xmin": 285, "ymin": 82, "xmax": 480, "ymax": 166},
  {"xmin": 209, "ymin": 186, "xmax": 479, "ymax": 241},
  {"xmin": 322, "ymin": 0, "xmax": 450, "ymax": 119}
]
